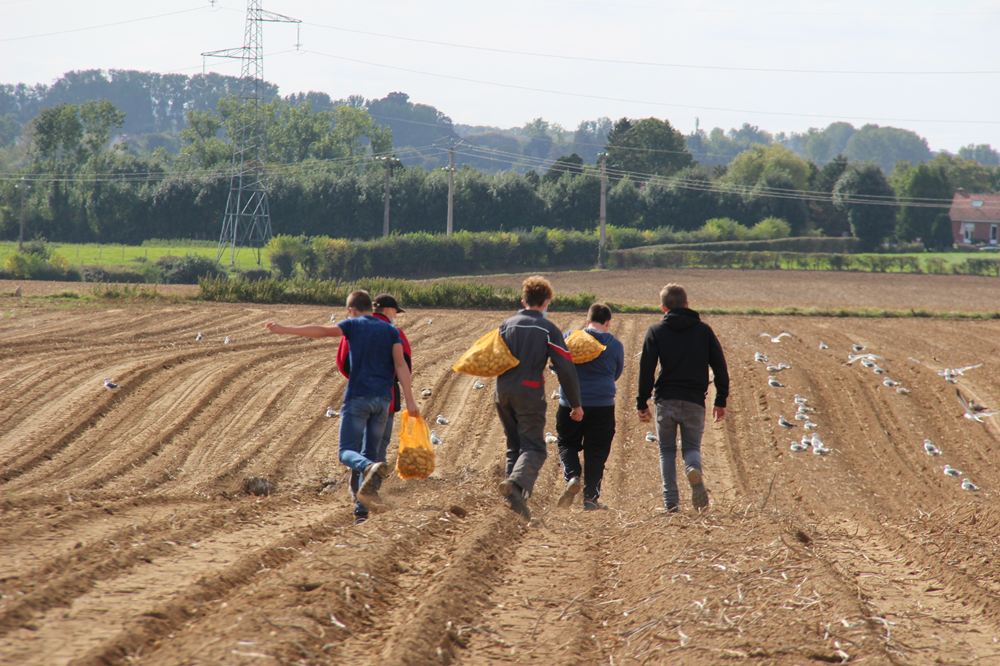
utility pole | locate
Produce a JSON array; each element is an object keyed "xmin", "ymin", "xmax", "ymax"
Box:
[
  {"xmin": 376, "ymin": 156, "xmax": 399, "ymax": 237},
  {"xmin": 17, "ymin": 177, "xmax": 29, "ymax": 252},
  {"xmin": 599, "ymin": 153, "xmax": 608, "ymax": 268},
  {"xmin": 444, "ymin": 139, "xmax": 465, "ymax": 236}
]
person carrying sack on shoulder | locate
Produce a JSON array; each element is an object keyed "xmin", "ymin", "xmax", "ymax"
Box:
[
  {"xmin": 555, "ymin": 303, "xmax": 625, "ymax": 511},
  {"xmin": 265, "ymin": 290, "xmax": 419, "ymax": 515},
  {"xmin": 335, "ymin": 293, "xmax": 412, "ymax": 524},
  {"xmin": 495, "ymin": 276, "xmax": 582, "ymax": 521},
  {"xmin": 636, "ymin": 284, "xmax": 729, "ymax": 514}
]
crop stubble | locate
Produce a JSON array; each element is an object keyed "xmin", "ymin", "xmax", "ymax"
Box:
[{"xmin": 2, "ymin": 274, "xmax": 1000, "ymax": 665}]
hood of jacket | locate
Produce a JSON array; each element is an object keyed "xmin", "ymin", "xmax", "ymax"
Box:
[
  {"xmin": 663, "ymin": 307, "xmax": 701, "ymax": 332},
  {"xmin": 583, "ymin": 327, "xmax": 616, "ymax": 345}
]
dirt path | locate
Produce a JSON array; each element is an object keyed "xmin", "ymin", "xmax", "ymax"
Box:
[{"xmin": 2, "ymin": 295, "xmax": 1000, "ymax": 665}]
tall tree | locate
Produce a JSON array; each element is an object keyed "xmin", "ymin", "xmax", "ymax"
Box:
[
  {"xmin": 956, "ymin": 143, "xmax": 1000, "ymax": 167},
  {"xmin": 833, "ymin": 162, "xmax": 897, "ymax": 250},
  {"xmin": 895, "ymin": 164, "xmax": 953, "ymax": 242},
  {"xmin": 844, "ymin": 124, "xmax": 932, "ymax": 173},
  {"xmin": 606, "ymin": 117, "xmax": 692, "ymax": 177}
]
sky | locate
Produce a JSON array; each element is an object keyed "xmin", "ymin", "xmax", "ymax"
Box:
[{"xmin": 1, "ymin": 0, "xmax": 998, "ymax": 154}]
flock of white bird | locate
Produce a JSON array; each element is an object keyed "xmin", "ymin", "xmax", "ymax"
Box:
[{"xmin": 757, "ymin": 331, "xmax": 989, "ymax": 493}]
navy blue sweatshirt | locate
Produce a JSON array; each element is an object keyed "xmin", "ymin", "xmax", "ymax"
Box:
[
  {"xmin": 637, "ymin": 308, "xmax": 729, "ymax": 410},
  {"xmin": 559, "ymin": 328, "xmax": 624, "ymax": 407}
]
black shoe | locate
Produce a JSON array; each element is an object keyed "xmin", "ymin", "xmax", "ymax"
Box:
[
  {"xmin": 557, "ymin": 477, "xmax": 582, "ymax": 508},
  {"xmin": 663, "ymin": 505, "xmax": 679, "ymax": 514},
  {"xmin": 354, "ymin": 514, "xmax": 368, "ymax": 525},
  {"xmin": 358, "ymin": 462, "xmax": 389, "ymax": 512},
  {"xmin": 582, "ymin": 500, "xmax": 607, "ymax": 511},
  {"xmin": 498, "ymin": 480, "xmax": 531, "ymax": 520},
  {"xmin": 687, "ymin": 467, "xmax": 709, "ymax": 510}
]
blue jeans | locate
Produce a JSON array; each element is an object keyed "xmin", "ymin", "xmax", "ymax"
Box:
[
  {"xmin": 655, "ymin": 399, "xmax": 705, "ymax": 510},
  {"xmin": 339, "ymin": 395, "xmax": 390, "ymax": 475},
  {"xmin": 349, "ymin": 412, "xmax": 394, "ymax": 517}
]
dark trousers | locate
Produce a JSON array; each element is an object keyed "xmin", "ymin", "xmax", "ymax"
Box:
[
  {"xmin": 556, "ymin": 404, "xmax": 616, "ymax": 502},
  {"xmin": 495, "ymin": 384, "xmax": 548, "ymax": 496}
]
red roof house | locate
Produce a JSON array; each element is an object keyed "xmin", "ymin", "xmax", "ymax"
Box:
[{"xmin": 950, "ymin": 189, "xmax": 1000, "ymax": 245}]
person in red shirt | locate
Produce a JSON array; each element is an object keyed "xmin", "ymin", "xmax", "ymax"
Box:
[{"xmin": 336, "ymin": 293, "xmax": 412, "ymax": 523}]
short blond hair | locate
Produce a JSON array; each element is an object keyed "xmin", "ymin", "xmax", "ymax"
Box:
[
  {"xmin": 522, "ymin": 275, "xmax": 553, "ymax": 307},
  {"xmin": 660, "ymin": 284, "xmax": 687, "ymax": 310}
]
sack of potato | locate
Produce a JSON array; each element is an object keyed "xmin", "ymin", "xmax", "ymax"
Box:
[
  {"xmin": 396, "ymin": 411, "xmax": 435, "ymax": 480},
  {"xmin": 566, "ymin": 329, "xmax": 606, "ymax": 364},
  {"xmin": 452, "ymin": 329, "xmax": 519, "ymax": 377}
]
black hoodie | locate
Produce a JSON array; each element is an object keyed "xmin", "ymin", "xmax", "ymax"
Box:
[{"xmin": 636, "ymin": 307, "xmax": 729, "ymax": 410}]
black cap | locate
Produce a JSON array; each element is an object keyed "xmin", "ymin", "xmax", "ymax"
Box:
[{"xmin": 373, "ymin": 293, "xmax": 405, "ymax": 312}]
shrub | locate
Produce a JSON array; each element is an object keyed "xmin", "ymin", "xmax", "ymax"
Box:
[
  {"xmin": 748, "ymin": 217, "xmax": 792, "ymax": 240},
  {"xmin": 4, "ymin": 249, "xmax": 79, "ymax": 281},
  {"xmin": 155, "ymin": 254, "xmax": 226, "ymax": 284},
  {"xmin": 703, "ymin": 218, "xmax": 749, "ymax": 241}
]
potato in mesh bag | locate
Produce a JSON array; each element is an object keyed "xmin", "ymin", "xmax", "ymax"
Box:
[
  {"xmin": 566, "ymin": 329, "xmax": 606, "ymax": 364},
  {"xmin": 396, "ymin": 411, "xmax": 435, "ymax": 480},
  {"xmin": 452, "ymin": 329, "xmax": 519, "ymax": 377}
]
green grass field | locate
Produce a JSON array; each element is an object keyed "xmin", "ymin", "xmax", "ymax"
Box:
[{"xmin": 0, "ymin": 241, "xmax": 271, "ymax": 272}]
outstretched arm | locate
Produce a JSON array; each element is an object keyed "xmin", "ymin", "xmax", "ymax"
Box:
[{"xmin": 265, "ymin": 322, "xmax": 342, "ymax": 338}]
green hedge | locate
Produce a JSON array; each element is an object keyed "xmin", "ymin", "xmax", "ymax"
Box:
[{"xmin": 619, "ymin": 236, "xmax": 861, "ymax": 255}]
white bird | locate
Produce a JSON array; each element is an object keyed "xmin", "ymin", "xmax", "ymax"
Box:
[
  {"xmin": 778, "ymin": 416, "xmax": 796, "ymax": 428},
  {"xmin": 812, "ymin": 443, "xmax": 828, "ymax": 455},
  {"xmin": 430, "ymin": 430, "xmax": 443, "ymax": 446},
  {"xmin": 794, "ymin": 412, "xmax": 809, "ymax": 421},
  {"xmin": 472, "ymin": 380, "xmax": 485, "ymax": 389},
  {"xmin": 777, "ymin": 362, "xmax": 791, "ymax": 370},
  {"xmin": 768, "ymin": 376, "xmax": 785, "ymax": 388},
  {"xmin": 104, "ymin": 377, "xmax": 120, "ymax": 389},
  {"xmin": 923, "ymin": 439, "xmax": 942, "ymax": 456},
  {"xmin": 794, "ymin": 395, "xmax": 808, "ymax": 405},
  {"xmin": 896, "ymin": 386, "xmax": 911, "ymax": 395},
  {"xmin": 819, "ymin": 342, "xmax": 829, "ymax": 350},
  {"xmin": 853, "ymin": 344, "xmax": 865, "ymax": 352},
  {"xmin": 645, "ymin": 431, "xmax": 659, "ymax": 442},
  {"xmin": 436, "ymin": 414, "xmax": 450, "ymax": 425},
  {"xmin": 326, "ymin": 406, "xmax": 339, "ymax": 418},
  {"xmin": 872, "ymin": 366, "xmax": 887, "ymax": 375},
  {"xmin": 195, "ymin": 332, "xmax": 202, "ymax": 341},
  {"xmin": 330, "ymin": 313, "xmax": 337, "ymax": 322},
  {"xmin": 802, "ymin": 434, "xmax": 812, "ymax": 447},
  {"xmin": 754, "ymin": 352, "xmax": 769, "ymax": 363},
  {"xmin": 860, "ymin": 359, "xmax": 875, "ymax": 368},
  {"xmin": 545, "ymin": 432, "xmax": 558, "ymax": 444},
  {"xmin": 790, "ymin": 441, "xmax": 808, "ymax": 452},
  {"xmin": 957, "ymin": 390, "xmax": 1000, "ymax": 423},
  {"xmin": 551, "ymin": 390, "xmax": 560, "ymax": 400},
  {"xmin": 846, "ymin": 353, "xmax": 885, "ymax": 364},
  {"xmin": 810, "ymin": 433, "xmax": 823, "ymax": 447},
  {"xmin": 421, "ymin": 388, "xmax": 432, "ymax": 397},
  {"xmin": 962, "ymin": 478, "xmax": 980, "ymax": 491},
  {"xmin": 428, "ymin": 319, "xmax": 433, "ymax": 325},
  {"xmin": 883, "ymin": 377, "xmax": 899, "ymax": 387},
  {"xmin": 952, "ymin": 363, "xmax": 983, "ymax": 376},
  {"xmin": 759, "ymin": 332, "xmax": 794, "ymax": 343},
  {"xmin": 796, "ymin": 404, "xmax": 815, "ymax": 413},
  {"xmin": 804, "ymin": 421, "xmax": 819, "ymax": 430},
  {"xmin": 766, "ymin": 364, "xmax": 781, "ymax": 372},
  {"xmin": 943, "ymin": 465, "xmax": 962, "ymax": 477},
  {"xmin": 224, "ymin": 336, "xmax": 231, "ymax": 345}
]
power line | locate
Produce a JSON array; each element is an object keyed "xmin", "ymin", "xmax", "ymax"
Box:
[
  {"xmin": 0, "ymin": 6, "xmax": 206, "ymax": 43},
  {"xmin": 540, "ymin": 0, "xmax": 1000, "ymax": 17}
]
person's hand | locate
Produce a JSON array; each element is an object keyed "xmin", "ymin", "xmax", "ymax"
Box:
[
  {"xmin": 637, "ymin": 408, "xmax": 653, "ymax": 423},
  {"xmin": 570, "ymin": 406, "xmax": 584, "ymax": 421},
  {"xmin": 406, "ymin": 400, "xmax": 420, "ymax": 418},
  {"xmin": 265, "ymin": 321, "xmax": 283, "ymax": 334},
  {"xmin": 713, "ymin": 406, "xmax": 726, "ymax": 423}
]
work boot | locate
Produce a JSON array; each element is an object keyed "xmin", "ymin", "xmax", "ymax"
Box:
[
  {"xmin": 583, "ymin": 499, "xmax": 607, "ymax": 511},
  {"xmin": 498, "ymin": 479, "xmax": 531, "ymax": 521},
  {"xmin": 687, "ymin": 467, "xmax": 709, "ymax": 510},
  {"xmin": 357, "ymin": 462, "xmax": 389, "ymax": 512},
  {"xmin": 557, "ymin": 477, "xmax": 582, "ymax": 508}
]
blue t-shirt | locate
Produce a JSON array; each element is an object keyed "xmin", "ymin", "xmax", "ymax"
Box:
[{"xmin": 337, "ymin": 315, "xmax": 402, "ymax": 402}]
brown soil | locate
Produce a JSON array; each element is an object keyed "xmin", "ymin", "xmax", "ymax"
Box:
[{"xmin": 2, "ymin": 273, "xmax": 1000, "ymax": 665}]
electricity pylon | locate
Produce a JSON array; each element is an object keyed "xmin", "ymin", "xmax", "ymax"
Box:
[{"xmin": 203, "ymin": 0, "xmax": 299, "ymax": 266}]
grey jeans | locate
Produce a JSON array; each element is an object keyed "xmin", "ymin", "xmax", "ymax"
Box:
[
  {"xmin": 655, "ymin": 399, "xmax": 705, "ymax": 510},
  {"xmin": 495, "ymin": 384, "xmax": 548, "ymax": 496}
]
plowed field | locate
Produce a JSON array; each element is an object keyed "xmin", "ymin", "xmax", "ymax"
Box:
[{"xmin": 2, "ymin": 277, "xmax": 1000, "ymax": 665}]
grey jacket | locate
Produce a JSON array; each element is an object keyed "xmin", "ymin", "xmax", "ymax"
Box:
[{"xmin": 497, "ymin": 309, "xmax": 581, "ymax": 408}]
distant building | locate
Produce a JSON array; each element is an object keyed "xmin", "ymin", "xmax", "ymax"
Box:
[{"xmin": 950, "ymin": 189, "xmax": 1000, "ymax": 245}]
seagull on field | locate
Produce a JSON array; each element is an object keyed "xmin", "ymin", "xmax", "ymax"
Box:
[
  {"xmin": 195, "ymin": 332, "xmax": 202, "ymax": 341},
  {"xmin": 436, "ymin": 414, "xmax": 450, "ymax": 425},
  {"xmin": 924, "ymin": 439, "xmax": 942, "ymax": 456},
  {"xmin": 551, "ymin": 390, "xmax": 560, "ymax": 399},
  {"xmin": 804, "ymin": 421, "xmax": 819, "ymax": 430},
  {"xmin": 812, "ymin": 442, "xmax": 829, "ymax": 455},
  {"xmin": 104, "ymin": 377, "xmax": 120, "ymax": 389},
  {"xmin": 802, "ymin": 434, "xmax": 813, "ymax": 447},
  {"xmin": 778, "ymin": 416, "xmax": 796, "ymax": 428},
  {"xmin": 759, "ymin": 332, "xmax": 794, "ymax": 343},
  {"xmin": 472, "ymin": 380, "xmax": 485, "ymax": 389},
  {"xmin": 421, "ymin": 388, "xmax": 432, "ymax": 397},
  {"xmin": 796, "ymin": 404, "xmax": 815, "ymax": 413},
  {"xmin": 428, "ymin": 319, "xmax": 433, "ymax": 325},
  {"xmin": 430, "ymin": 430, "xmax": 443, "ymax": 446},
  {"xmin": 766, "ymin": 364, "xmax": 781, "ymax": 372},
  {"xmin": 755, "ymin": 352, "xmax": 769, "ymax": 363},
  {"xmin": 952, "ymin": 364, "xmax": 983, "ymax": 376},
  {"xmin": 777, "ymin": 362, "xmax": 791, "ymax": 370},
  {"xmin": 326, "ymin": 406, "xmax": 339, "ymax": 418},
  {"xmin": 872, "ymin": 366, "xmax": 888, "ymax": 375},
  {"xmin": 330, "ymin": 313, "xmax": 337, "ymax": 322},
  {"xmin": 883, "ymin": 378, "xmax": 899, "ymax": 387},
  {"xmin": 224, "ymin": 336, "xmax": 231, "ymax": 345},
  {"xmin": 943, "ymin": 465, "xmax": 962, "ymax": 477},
  {"xmin": 645, "ymin": 431, "xmax": 659, "ymax": 442},
  {"xmin": 853, "ymin": 344, "xmax": 866, "ymax": 352},
  {"xmin": 545, "ymin": 432, "xmax": 558, "ymax": 444},
  {"xmin": 794, "ymin": 412, "xmax": 809, "ymax": 420},
  {"xmin": 768, "ymin": 376, "xmax": 785, "ymax": 388},
  {"xmin": 819, "ymin": 342, "xmax": 829, "ymax": 350},
  {"xmin": 811, "ymin": 433, "xmax": 823, "ymax": 447},
  {"xmin": 790, "ymin": 441, "xmax": 808, "ymax": 451},
  {"xmin": 962, "ymin": 478, "xmax": 980, "ymax": 491},
  {"xmin": 794, "ymin": 395, "xmax": 808, "ymax": 405},
  {"xmin": 861, "ymin": 359, "xmax": 875, "ymax": 368},
  {"xmin": 896, "ymin": 386, "xmax": 911, "ymax": 395},
  {"xmin": 958, "ymin": 390, "xmax": 1000, "ymax": 422},
  {"xmin": 969, "ymin": 399, "xmax": 988, "ymax": 413},
  {"xmin": 846, "ymin": 353, "xmax": 885, "ymax": 364}
]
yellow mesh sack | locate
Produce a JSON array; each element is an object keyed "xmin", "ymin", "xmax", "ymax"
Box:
[
  {"xmin": 566, "ymin": 329, "xmax": 606, "ymax": 364},
  {"xmin": 452, "ymin": 329, "xmax": 519, "ymax": 377},
  {"xmin": 396, "ymin": 411, "xmax": 435, "ymax": 480}
]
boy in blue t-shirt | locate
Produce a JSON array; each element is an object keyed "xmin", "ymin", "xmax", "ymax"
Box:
[{"xmin": 265, "ymin": 290, "xmax": 419, "ymax": 512}]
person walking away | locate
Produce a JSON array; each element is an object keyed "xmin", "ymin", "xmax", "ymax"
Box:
[
  {"xmin": 636, "ymin": 284, "xmax": 728, "ymax": 513},
  {"xmin": 495, "ymin": 276, "xmax": 583, "ymax": 520},
  {"xmin": 265, "ymin": 290, "xmax": 419, "ymax": 514},
  {"xmin": 556, "ymin": 303, "xmax": 624, "ymax": 510},
  {"xmin": 336, "ymin": 293, "xmax": 412, "ymax": 524}
]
